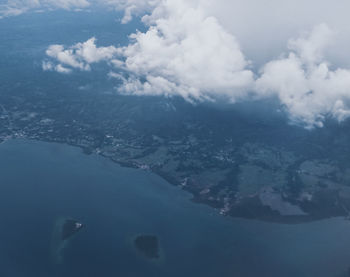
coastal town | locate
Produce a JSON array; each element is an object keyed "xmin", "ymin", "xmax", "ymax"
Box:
[{"xmin": 1, "ymin": 88, "xmax": 350, "ymax": 223}]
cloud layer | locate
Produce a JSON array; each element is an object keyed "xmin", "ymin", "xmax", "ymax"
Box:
[
  {"xmin": 0, "ymin": 0, "xmax": 90, "ymax": 18},
  {"xmin": 0, "ymin": 0, "xmax": 158, "ymax": 20},
  {"xmin": 37, "ymin": 0, "xmax": 350, "ymax": 128}
]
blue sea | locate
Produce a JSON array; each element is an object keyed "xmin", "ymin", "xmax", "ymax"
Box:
[{"xmin": 0, "ymin": 139, "xmax": 350, "ymax": 277}]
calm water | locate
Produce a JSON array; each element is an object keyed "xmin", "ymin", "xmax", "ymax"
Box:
[{"xmin": 0, "ymin": 139, "xmax": 350, "ymax": 277}]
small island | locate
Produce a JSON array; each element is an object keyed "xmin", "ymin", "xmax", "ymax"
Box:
[
  {"xmin": 50, "ymin": 217, "xmax": 84, "ymax": 264},
  {"xmin": 61, "ymin": 219, "xmax": 84, "ymax": 240},
  {"xmin": 134, "ymin": 235, "xmax": 160, "ymax": 259}
]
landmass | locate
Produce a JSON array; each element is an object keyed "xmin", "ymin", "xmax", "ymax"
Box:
[
  {"xmin": 2, "ymin": 86, "xmax": 350, "ymax": 223},
  {"xmin": 62, "ymin": 219, "xmax": 84, "ymax": 240},
  {"xmin": 50, "ymin": 217, "xmax": 83, "ymax": 264},
  {"xmin": 134, "ymin": 235, "xmax": 160, "ymax": 259}
]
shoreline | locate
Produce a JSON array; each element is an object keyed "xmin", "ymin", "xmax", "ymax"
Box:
[{"xmin": 1, "ymin": 136, "xmax": 346, "ymax": 225}]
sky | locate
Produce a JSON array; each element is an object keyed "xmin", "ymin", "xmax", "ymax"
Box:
[{"xmin": 2, "ymin": 0, "xmax": 350, "ymax": 128}]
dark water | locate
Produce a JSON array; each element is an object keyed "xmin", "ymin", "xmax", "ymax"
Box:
[{"xmin": 0, "ymin": 139, "xmax": 350, "ymax": 277}]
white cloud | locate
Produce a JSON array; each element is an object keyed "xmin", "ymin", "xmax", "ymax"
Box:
[
  {"xmin": 50, "ymin": 0, "xmax": 90, "ymax": 9},
  {"xmin": 38, "ymin": 0, "xmax": 350, "ymax": 128},
  {"xmin": 106, "ymin": 1, "xmax": 350, "ymax": 127},
  {"xmin": 42, "ymin": 61, "xmax": 54, "ymax": 71},
  {"xmin": 110, "ymin": 0, "xmax": 254, "ymax": 101},
  {"xmin": 256, "ymin": 24, "xmax": 350, "ymax": 128},
  {"xmin": 44, "ymin": 37, "xmax": 118, "ymax": 72},
  {"xmin": 0, "ymin": 0, "xmax": 90, "ymax": 18},
  {"xmin": 43, "ymin": 61, "xmax": 72, "ymax": 73},
  {"xmin": 0, "ymin": 0, "xmax": 159, "ymax": 20},
  {"xmin": 287, "ymin": 24, "xmax": 334, "ymax": 66},
  {"xmin": 0, "ymin": 0, "xmax": 38, "ymax": 18},
  {"xmin": 55, "ymin": 64, "xmax": 72, "ymax": 73},
  {"xmin": 101, "ymin": 0, "xmax": 160, "ymax": 23},
  {"xmin": 203, "ymin": 0, "xmax": 350, "ymax": 69}
]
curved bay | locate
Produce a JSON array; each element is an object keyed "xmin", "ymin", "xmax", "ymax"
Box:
[{"xmin": 0, "ymin": 139, "xmax": 350, "ymax": 277}]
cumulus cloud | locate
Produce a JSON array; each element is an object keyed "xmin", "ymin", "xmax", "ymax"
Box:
[
  {"xmin": 0, "ymin": 0, "xmax": 90, "ymax": 18},
  {"xmin": 256, "ymin": 24, "xmax": 350, "ymax": 128},
  {"xmin": 110, "ymin": 0, "xmax": 254, "ymax": 101},
  {"xmin": 43, "ymin": 37, "xmax": 118, "ymax": 72},
  {"xmin": 39, "ymin": 0, "xmax": 350, "ymax": 128},
  {"xmin": 101, "ymin": 0, "xmax": 160, "ymax": 23}
]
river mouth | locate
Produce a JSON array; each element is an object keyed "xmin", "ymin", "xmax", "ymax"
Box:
[{"xmin": 1, "ymin": 139, "xmax": 350, "ymax": 277}]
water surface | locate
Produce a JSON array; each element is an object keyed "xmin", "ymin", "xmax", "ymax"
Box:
[{"xmin": 0, "ymin": 139, "xmax": 349, "ymax": 277}]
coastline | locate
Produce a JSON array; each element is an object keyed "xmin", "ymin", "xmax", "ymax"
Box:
[{"xmin": 1, "ymin": 136, "xmax": 347, "ymax": 224}]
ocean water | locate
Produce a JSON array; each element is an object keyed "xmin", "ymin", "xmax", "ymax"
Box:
[{"xmin": 0, "ymin": 139, "xmax": 350, "ymax": 277}]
